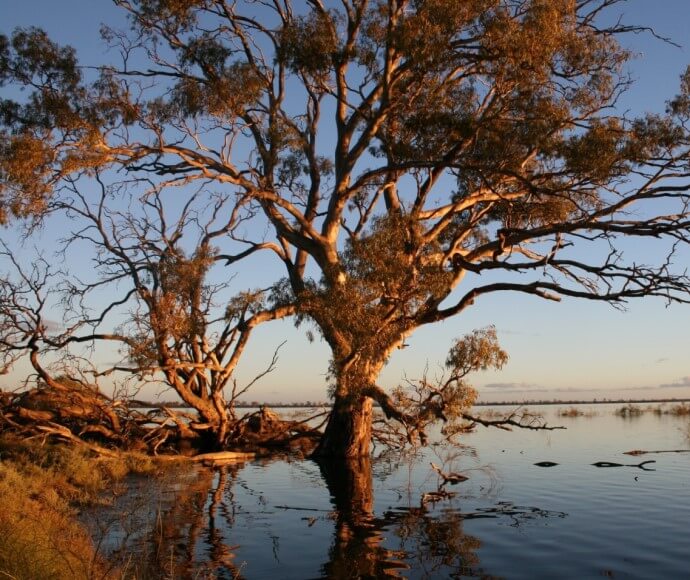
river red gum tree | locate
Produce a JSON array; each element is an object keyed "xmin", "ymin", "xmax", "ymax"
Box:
[{"xmin": 2, "ymin": 1, "xmax": 690, "ymax": 457}]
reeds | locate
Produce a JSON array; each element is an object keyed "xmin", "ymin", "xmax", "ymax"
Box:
[
  {"xmin": 558, "ymin": 406, "xmax": 597, "ymax": 418},
  {"xmin": 614, "ymin": 404, "xmax": 645, "ymax": 417},
  {"xmin": 614, "ymin": 403, "xmax": 690, "ymax": 417}
]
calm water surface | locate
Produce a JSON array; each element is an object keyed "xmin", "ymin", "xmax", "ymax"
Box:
[{"xmin": 94, "ymin": 404, "xmax": 690, "ymax": 578}]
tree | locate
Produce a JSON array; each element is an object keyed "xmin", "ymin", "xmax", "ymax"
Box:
[
  {"xmin": 2, "ymin": 1, "xmax": 690, "ymax": 457},
  {"xmin": 0, "ymin": 183, "xmax": 292, "ymax": 451},
  {"xmin": 55, "ymin": 179, "xmax": 294, "ymax": 448}
]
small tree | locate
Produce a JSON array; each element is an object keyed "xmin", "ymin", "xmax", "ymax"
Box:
[
  {"xmin": 3, "ymin": 1, "xmax": 690, "ymax": 457},
  {"xmin": 0, "ymin": 182, "xmax": 291, "ymax": 450}
]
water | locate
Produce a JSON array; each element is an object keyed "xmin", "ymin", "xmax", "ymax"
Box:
[{"xmin": 92, "ymin": 404, "xmax": 690, "ymax": 578}]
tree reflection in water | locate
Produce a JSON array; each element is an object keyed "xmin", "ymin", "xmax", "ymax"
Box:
[
  {"xmin": 96, "ymin": 457, "xmax": 564, "ymax": 578},
  {"xmin": 88, "ymin": 463, "xmax": 244, "ymax": 578},
  {"xmin": 317, "ymin": 456, "xmax": 485, "ymax": 578}
]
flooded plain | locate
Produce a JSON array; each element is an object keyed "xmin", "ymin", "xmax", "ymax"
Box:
[{"xmin": 87, "ymin": 403, "xmax": 690, "ymax": 578}]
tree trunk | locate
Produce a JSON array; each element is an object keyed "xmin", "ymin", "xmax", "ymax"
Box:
[{"xmin": 312, "ymin": 393, "xmax": 373, "ymax": 458}]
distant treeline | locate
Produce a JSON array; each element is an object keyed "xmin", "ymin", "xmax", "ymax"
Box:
[
  {"xmin": 130, "ymin": 400, "xmax": 331, "ymax": 409},
  {"xmin": 477, "ymin": 397, "xmax": 690, "ymax": 407},
  {"xmin": 130, "ymin": 397, "xmax": 690, "ymax": 409}
]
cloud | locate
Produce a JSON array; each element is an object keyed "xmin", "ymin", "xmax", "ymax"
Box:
[
  {"xmin": 497, "ymin": 328, "xmax": 541, "ymax": 337},
  {"xmin": 43, "ymin": 319, "xmax": 66, "ymax": 333},
  {"xmin": 655, "ymin": 357, "xmax": 669, "ymax": 364},
  {"xmin": 659, "ymin": 376, "xmax": 690, "ymax": 389},
  {"xmin": 483, "ymin": 382, "xmax": 538, "ymax": 390}
]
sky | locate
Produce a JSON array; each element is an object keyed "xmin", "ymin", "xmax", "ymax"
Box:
[{"xmin": 2, "ymin": 1, "xmax": 690, "ymax": 404}]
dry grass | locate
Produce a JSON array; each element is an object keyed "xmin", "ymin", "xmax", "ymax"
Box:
[
  {"xmin": 614, "ymin": 403, "xmax": 690, "ymax": 418},
  {"xmin": 557, "ymin": 406, "xmax": 597, "ymax": 418},
  {"xmin": 667, "ymin": 403, "xmax": 690, "ymax": 416},
  {"xmin": 614, "ymin": 404, "xmax": 645, "ymax": 417},
  {"xmin": 475, "ymin": 408, "xmax": 510, "ymax": 420},
  {"xmin": 0, "ymin": 433, "xmax": 163, "ymax": 579},
  {"xmin": 0, "ymin": 444, "xmax": 106, "ymax": 578}
]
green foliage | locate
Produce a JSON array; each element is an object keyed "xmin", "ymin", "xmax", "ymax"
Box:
[
  {"xmin": 225, "ymin": 288, "xmax": 266, "ymax": 322},
  {"xmin": 0, "ymin": 28, "xmax": 112, "ymax": 223},
  {"xmin": 123, "ymin": 244, "xmax": 215, "ymax": 368},
  {"xmin": 182, "ymin": 63, "xmax": 263, "ymax": 117},
  {"xmin": 123, "ymin": 0, "xmax": 209, "ymax": 32},
  {"xmin": 445, "ymin": 326, "xmax": 508, "ymax": 378},
  {"xmin": 0, "ymin": 27, "xmax": 83, "ymax": 128},
  {"xmin": 387, "ymin": 327, "xmax": 508, "ymax": 445},
  {"xmin": 294, "ymin": 214, "xmax": 454, "ymax": 378},
  {"xmin": 278, "ymin": 11, "xmax": 339, "ymax": 82}
]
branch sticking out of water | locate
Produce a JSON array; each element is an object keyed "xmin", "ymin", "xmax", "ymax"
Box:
[
  {"xmin": 624, "ymin": 449, "xmax": 690, "ymax": 455},
  {"xmin": 461, "ymin": 409, "xmax": 566, "ymax": 432}
]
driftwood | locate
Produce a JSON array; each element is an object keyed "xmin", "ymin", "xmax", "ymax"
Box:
[
  {"xmin": 238, "ymin": 406, "xmax": 326, "ymax": 453},
  {"xmin": 151, "ymin": 450, "xmax": 257, "ymax": 466},
  {"xmin": 461, "ymin": 410, "xmax": 566, "ymax": 432},
  {"xmin": 34, "ymin": 423, "xmax": 121, "ymax": 458},
  {"xmin": 1, "ymin": 384, "xmax": 326, "ymax": 458},
  {"xmin": 1, "ymin": 384, "xmax": 154, "ymax": 453}
]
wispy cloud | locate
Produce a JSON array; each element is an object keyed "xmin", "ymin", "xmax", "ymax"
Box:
[
  {"xmin": 497, "ymin": 328, "xmax": 541, "ymax": 337},
  {"xmin": 659, "ymin": 376, "xmax": 690, "ymax": 388},
  {"xmin": 483, "ymin": 381, "xmax": 538, "ymax": 390},
  {"xmin": 656, "ymin": 357, "xmax": 670, "ymax": 364},
  {"xmin": 43, "ymin": 319, "xmax": 66, "ymax": 333}
]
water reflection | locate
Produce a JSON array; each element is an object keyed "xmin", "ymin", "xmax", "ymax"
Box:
[
  {"xmin": 314, "ymin": 458, "xmax": 566, "ymax": 578},
  {"xmin": 317, "ymin": 457, "xmax": 410, "ymax": 578},
  {"xmin": 96, "ymin": 453, "xmax": 574, "ymax": 578}
]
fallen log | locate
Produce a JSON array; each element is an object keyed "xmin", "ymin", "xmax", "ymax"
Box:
[
  {"xmin": 153, "ymin": 450, "xmax": 256, "ymax": 464},
  {"xmin": 35, "ymin": 423, "xmax": 121, "ymax": 458},
  {"xmin": 191, "ymin": 451, "xmax": 256, "ymax": 462}
]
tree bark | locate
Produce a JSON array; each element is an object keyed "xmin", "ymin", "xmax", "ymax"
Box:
[{"xmin": 312, "ymin": 393, "xmax": 373, "ymax": 458}]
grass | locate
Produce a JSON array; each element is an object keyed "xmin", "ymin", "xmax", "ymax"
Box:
[
  {"xmin": 667, "ymin": 403, "xmax": 690, "ymax": 416},
  {"xmin": 0, "ymin": 433, "xmax": 164, "ymax": 579},
  {"xmin": 613, "ymin": 403, "xmax": 690, "ymax": 418},
  {"xmin": 476, "ymin": 408, "xmax": 511, "ymax": 420},
  {"xmin": 614, "ymin": 404, "xmax": 645, "ymax": 417}
]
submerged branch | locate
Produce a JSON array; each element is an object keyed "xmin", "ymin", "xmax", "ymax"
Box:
[{"xmin": 461, "ymin": 410, "xmax": 566, "ymax": 432}]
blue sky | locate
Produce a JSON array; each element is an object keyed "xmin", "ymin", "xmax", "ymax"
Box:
[{"xmin": 2, "ymin": 1, "xmax": 690, "ymax": 403}]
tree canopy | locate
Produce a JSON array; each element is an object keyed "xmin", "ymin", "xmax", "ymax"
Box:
[{"xmin": 2, "ymin": 0, "xmax": 690, "ymax": 456}]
